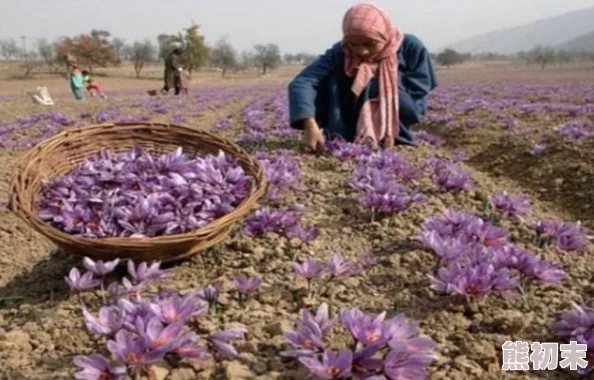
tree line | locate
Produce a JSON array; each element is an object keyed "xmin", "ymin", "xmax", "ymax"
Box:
[
  {"xmin": 432, "ymin": 46, "xmax": 594, "ymax": 69},
  {"xmin": 0, "ymin": 24, "xmax": 319, "ymax": 79}
]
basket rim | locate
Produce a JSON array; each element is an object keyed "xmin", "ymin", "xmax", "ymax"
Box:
[{"xmin": 9, "ymin": 121, "xmax": 267, "ymax": 247}]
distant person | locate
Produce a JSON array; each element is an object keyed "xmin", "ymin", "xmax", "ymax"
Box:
[
  {"xmin": 288, "ymin": 3, "xmax": 438, "ymax": 150},
  {"xmin": 161, "ymin": 42, "xmax": 183, "ymax": 95},
  {"xmin": 82, "ymin": 70, "xmax": 108, "ymax": 99},
  {"xmin": 179, "ymin": 69, "xmax": 190, "ymax": 95},
  {"xmin": 66, "ymin": 56, "xmax": 85, "ymax": 100}
]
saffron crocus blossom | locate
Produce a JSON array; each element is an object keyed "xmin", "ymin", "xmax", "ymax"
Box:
[
  {"xmin": 107, "ymin": 330, "xmax": 166, "ymax": 367},
  {"xmin": 341, "ymin": 309, "xmax": 387, "ymax": 346},
  {"xmin": 174, "ymin": 333, "xmax": 212, "ymax": 363},
  {"xmin": 327, "ymin": 253, "xmax": 359, "ymax": 278},
  {"xmin": 286, "ymin": 303, "xmax": 436, "ymax": 378},
  {"xmin": 234, "ymin": 275, "xmax": 262, "ymax": 295},
  {"xmin": 156, "ymin": 291, "xmax": 207, "ymax": 324},
  {"xmin": 127, "ymin": 260, "xmax": 167, "ymax": 283},
  {"xmin": 428, "ymin": 262, "xmax": 518, "ymax": 297},
  {"xmin": 489, "ymin": 191, "xmax": 531, "ymax": 218},
  {"xmin": 209, "ymin": 327, "xmax": 247, "ymax": 358},
  {"xmin": 72, "ymin": 354, "xmax": 126, "ymax": 380},
  {"xmin": 198, "ymin": 284, "xmax": 219, "ymax": 304},
  {"xmin": 299, "ymin": 349, "xmax": 353, "ymax": 379},
  {"xmin": 82, "ymin": 306, "xmax": 124, "ymax": 337},
  {"xmin": 383, "ymin": 341, "xmax": 436, "ymax": 380},
  {"xmin": 283, "ymin": 304, "xmax": 331, "ymax": 357},
  {"xmin": 552, "ymin": 302, "xmax": 594, "ymax": 374},
  {"xmin": 287, "ymin": 224, "xmax": 320, "ymax": 244},
  {"xmin": 65, "ymin": 267, "xmax": 101, "ymax": 292},
  {"xmin": 293, "ymin": 258, "xmax": 325, "ymax": 280},
  {"xmin": 299, "ymin": 303, "xmax": 335, "ymax": 336},
  {"xmin": 83, "ymin": 257, "xmax": 120, "ymax": 276},
  {"xmin": 135, "ymin": 317, "xmax": 190, "ymax": 351}
]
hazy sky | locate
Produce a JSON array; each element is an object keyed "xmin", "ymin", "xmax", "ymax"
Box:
[{"xmin": 1, "ymin": 0, "xmax": 593, "ymax": 54}]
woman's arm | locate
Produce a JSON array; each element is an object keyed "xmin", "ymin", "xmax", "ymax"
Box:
[
  {"xmin": 399, "ymin": 35, "xmax": 438, "ymax": 123},
  {"xmin": 288, "ymin": 44, "xmax": 338, "ymax": 129}
]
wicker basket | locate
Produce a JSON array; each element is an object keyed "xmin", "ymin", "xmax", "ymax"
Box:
[{"xmin": 9, "ymin": 122, "xmax": 267, "ymax": 263}]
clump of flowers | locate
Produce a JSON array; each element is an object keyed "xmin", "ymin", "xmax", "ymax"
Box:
[
  {"xmin": 282, "ymin": 303, "xmax": 436, "ymax": 379},
  {"xmin": 255, "ymin": 150, "xmax": 302, "ymax": 202},
  {"xmin": 424, "ymin": 157, "xmax": 474, "ymax": 192},
  {"xmin": 69, "ymin": 257, "xmax": 246, "ymax": 379},
  {"xmin": 323, "ymin": 138, "xmax": 373, "ymax": 161},
  {"xmin": 532, "ymin": 220, "xmax": 588, "ymax": 252},
  {"xmin": 349, "ymin": 151, "xmax": 424, "ymax": 221},
  {"xmin": 242, "ymin": 204, "xmax": 319, "ymax": 244},
  {"xmin": 488, "ymin": 191, "xmax": 531, "ymax": 220},
  {"xmin": 552, "ymin": 302, "xmax": 594, "ymax": 374},
  {"xmin": 293, "ymin": 252, "xmax": 377, "ymax": 296},
  {"xmin": 415, "ymin": 130, "xmax": 444, "ymax": 146},
  {"xmin": 421, "ymin": 209, "xmax": 566, "ymax": 299},
  {"xmin": 555, "ymin": 120, "xmax": 593, "ymax": 140}
]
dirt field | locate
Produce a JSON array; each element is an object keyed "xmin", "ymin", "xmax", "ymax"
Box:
[{"xmin": 0, "ymin": 62, "xmax": 593, "ymax": 379}]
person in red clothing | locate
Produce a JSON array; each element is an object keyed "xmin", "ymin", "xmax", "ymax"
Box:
[{"xmin": 82, "ymin": 70, "xmax": 108, "ymax": 99}]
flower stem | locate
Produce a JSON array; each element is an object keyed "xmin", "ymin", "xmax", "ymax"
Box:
[{"xmin": 100, "ymin": 278, "xmax": 106, "ymax": 305}]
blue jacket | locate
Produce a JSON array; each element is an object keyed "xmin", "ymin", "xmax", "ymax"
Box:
[{"xmin": 288, "ymin": 34, "xmax": 438, "ymax": 145}]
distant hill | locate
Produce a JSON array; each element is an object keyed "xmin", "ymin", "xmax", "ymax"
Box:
[
  {"xmin": 442, "ymin": 6, "xmax": 594, "ymax": 54},
  {"xmin": 557, "ymin": 31, "xmax": 594, "ymax": 52}
]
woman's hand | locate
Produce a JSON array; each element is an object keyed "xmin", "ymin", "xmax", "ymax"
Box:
[{"xmin": 302, "ymin": 118, "xmax": 325, "ymax": 151}]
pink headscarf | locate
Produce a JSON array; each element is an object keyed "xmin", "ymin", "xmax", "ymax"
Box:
[{"xmin": 342, "ymin": 3, "xmax": 404, "ymax": 148}]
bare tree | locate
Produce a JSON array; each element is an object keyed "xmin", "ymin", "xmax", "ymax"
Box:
[
  {"xmin": 252, "ymin": 43, "xmax": 281, "ymax": 75},
  {"xmin": 210, "ymin": 37, "xmax": 237, "ymax": 77},
  {"xmin": 126, "ymin": 39, "xmax": 156, "ymax": 78},
  {"xmin": 112, "ymin": 37, "xmax": 126, "ymax": 62},
  {"xmin": 0, "ymin": 38, "xmax": 19, "ymax": 60},
  {"xmin": 37, "ymin": 38, "xmax": 58, "ymax": 72}
]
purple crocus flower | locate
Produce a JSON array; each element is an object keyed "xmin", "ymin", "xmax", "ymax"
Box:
[
  {"xmin": 174, "ymin": 333, "xmax": 212, "ymax": 362},
  {"xmin": 340, "ymin": 308, "xmax": 387, "ymax": 346},
  {"xmin": 556, "ymin": 222, "xmax": 587, "ymax": 252},
  {"xmin": 462, "ymin": 219, "xmax": 508, "ymax": 247},
  {"xmin": 327, "ymin": 253, "xmax": 359, "ymax": 278},
  {"xmin": 233, "ymin": 275, "xmax": 262, "ymax": 295},
  {"xmin": 352, "ymin": 345, "xmax": 384, "ymax": 378},
  {"xmin": 383, "ymin": 341, "xmax": 435, "ymax": 380},
  {"xmin": 293, "ymin": 258, "xmax": 325, "ymax": 280},
  {"xmin": 287, "ymin": 224, "xmax": 320, "ymax": 244},
  {"xmin": 299, "ymin": 349, "xmax": 353, "ymax": 379},
  {"xmin": 135, "ymin": 317, "xmax": 190, "ymax": 351},
  {"xmin": 209, "ymin": 327, "xmax": 247, "ymax": 358},
  {"xmin": 127, "ymin": 260, "xmax": 167, "ymax": 283},
  {"xmin": 299, "ymin": 303, "xmax": 335, "ymax": 336},
  {"xmin": 489, "ymin": 191, "xmax": 531, "ymax": 218},
  {"xmin": 72, "ymin": 354, "xmax": 126, "ymax": 380},
  {"xmin": 65, "ymin": 268, "xmax": 101, "ymax": 292},
  {"xmin": 283, "ymin": 307, "xmax": 328, "ymax": 358},
  {"xmin": 428, "ymin": 262, "xmax": 518, "ymax": 297},
  {"xmin": 156, "ymin": 291, "xmax": 207, "ymax": 324},
  {"xmin": 531, "ymin": 143, "xmax": 546, "ymax": 155},
  {"xmin": 198, "ymin": 284, "xmax": 220, "ymax": 304},
  {"xmin": 552, "ymin": 302, "xmax": 594, "ymax": 339},
  {"xmin": 107, "ymin": 330, "xmax": 166, "ymax": 367},
  {"xmin": 83, "ymin": 257, "xmax": 120, "ymax": 276},
  {"xmin": 82, "ymin": 306, "xmax": 124, "ymax": 337}
]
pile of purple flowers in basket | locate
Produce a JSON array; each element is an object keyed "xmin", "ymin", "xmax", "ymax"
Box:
[{"xmin": 37, "ymin": 146, "xmax": 252, "ymax": 238}]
